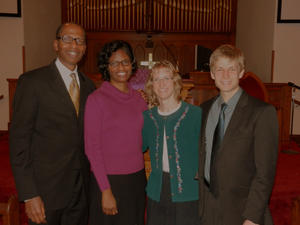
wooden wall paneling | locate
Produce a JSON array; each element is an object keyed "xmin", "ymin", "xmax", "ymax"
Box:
[
  {"xmin": 189, "ymin": 71, "xmax": 218, "ymax": 105},
  {"xmin": 81, "ymin": 31, "xmax": 234, "ymax": 75},
  {"xmin": 167, "ymin": 44, "xmax": 178, "ymax": 68},
  {"xmin": 134, "ymin": 44, "xmax": 147, "ymax": 67},
  {"xmin": 179, "ymin": 44, "xmax": 195, "ymax": 75},
  {"xmin": 153, "ymin": 44, "xmax": 167, "ymax": 64}
]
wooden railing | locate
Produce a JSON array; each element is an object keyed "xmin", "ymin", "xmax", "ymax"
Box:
[{"xmin": 62, "ymin": 0, "xmax": 237, "ymax": 33}]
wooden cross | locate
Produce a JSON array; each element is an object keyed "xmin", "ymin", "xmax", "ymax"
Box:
[{"xmin": 140, "ymin": 53, "xmax": 157, "ymax": 69}]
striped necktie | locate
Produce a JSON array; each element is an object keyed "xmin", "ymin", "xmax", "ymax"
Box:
[{"xmin": 69, "ymin": 73, "xmax": 80, "ymax": 116}]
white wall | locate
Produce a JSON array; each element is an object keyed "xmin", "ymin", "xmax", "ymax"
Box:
[
  {"xmin": 236, "ymin": 0, "xmax": 276, "ymax": 82},
  {"xmin": 273, "ymin": 23, "xmax": 300, "ymax": 134},
  {"xmin": 236, "ymin": 0, "xmax": 300, "ymax": 134},
  {"xmin": 0, "ymin": 0, "xmax": 60, "ymax": 130},
  {"xmin": 0, "ymin": 16, "xmax": 24, "ymax": 130},
  {"xmin": 23, "ymin": 0, "xmax": 61, "ymax": 71}
]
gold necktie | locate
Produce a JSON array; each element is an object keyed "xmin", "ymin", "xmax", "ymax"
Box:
[{"xmin": 69, "ymin": 73, "xmax": 80, "ymax": 116}]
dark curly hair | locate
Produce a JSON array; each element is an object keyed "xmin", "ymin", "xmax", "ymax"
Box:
[{"xmin": 97, "ymin": 40, "xmax": 137, "ymax": 81}]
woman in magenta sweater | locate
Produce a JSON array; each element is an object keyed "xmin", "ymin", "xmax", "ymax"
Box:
[{"xmin": 84, "ymin": 40, "xmax": 147, "ymax": 225}]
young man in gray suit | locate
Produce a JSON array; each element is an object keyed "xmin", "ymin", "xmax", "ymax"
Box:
[
  {"xmin": 10, "ymin": 23, "xmax": 95, "ymax": 225},
  {"xmin": 198, "ymin": 44, "xmax": 278, "ymax": 225}
]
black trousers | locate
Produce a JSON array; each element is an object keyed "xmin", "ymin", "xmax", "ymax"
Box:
[
  {"xmin": 147, "ymin": 172, "xmax": 200, "ymax": 225},
  {"xmin": 29, "ymin": 171, "xmax": 88, "ymax": 225},
  {"xmin": 89, "ymin": 169, "xmax": 147, "ymax": 225}
]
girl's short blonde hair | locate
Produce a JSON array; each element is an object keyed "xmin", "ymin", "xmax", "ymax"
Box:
[{"xmin": 145, "ymin": 60, "xmax": 182, "ymax": 106}]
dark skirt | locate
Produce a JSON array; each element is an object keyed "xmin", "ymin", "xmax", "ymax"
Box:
[
  {"xmin": 146, "ymin": 172, "xmax": 200, "ymax": 225},
  {"xmin": 89, "ymin": 169, "xmax": 147, "ymax": 225}
]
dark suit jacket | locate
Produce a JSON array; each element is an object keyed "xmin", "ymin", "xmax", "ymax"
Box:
[
  {"xmin": 9, "ymin": 61, "xmax": 95, "ymax": 210},
  {"xmin": 198, "ymin": 91, "xmax": 279, "ymax": 225}
]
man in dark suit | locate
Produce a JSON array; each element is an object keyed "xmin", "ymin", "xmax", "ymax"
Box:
[
  {"xmin": 198, "ymin": 44, "xmax": 278, "ymax": 225},
  {"xmin": 10, "ymin": 23, "xmax": 95, "ymax": 225}
]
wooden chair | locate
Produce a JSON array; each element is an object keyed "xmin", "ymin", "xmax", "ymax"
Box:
[
  {"xmin": 292, "ymin": 196, "xmax": 300, "ymax": 225},
  {"xmin": 239, "ymin": 72, "xmax": 269, "ymax": 103},
  {"xmin": 0, "ymin": 195, "xmax": 20, "ymax": 225}
]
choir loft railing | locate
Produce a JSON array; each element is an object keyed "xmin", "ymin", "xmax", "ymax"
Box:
[{"xmin": 62, "ymin": 0, "xmax": 237, "ymax": 33}]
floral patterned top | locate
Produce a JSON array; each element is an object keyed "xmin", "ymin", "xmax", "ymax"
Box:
[{"xmin": 142, "ymin": 101, "xmax": 202, "ymax": 202}]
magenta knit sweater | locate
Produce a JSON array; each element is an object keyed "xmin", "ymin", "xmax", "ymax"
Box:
[{"xmin": 84, "ymin": 81, "xmax": 147, "ymax": 191}]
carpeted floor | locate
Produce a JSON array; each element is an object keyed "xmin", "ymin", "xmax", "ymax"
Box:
[
  {"xmin": 1, "ymin": 133, "xmax": 300, "ymax": 225},
  {"xmin": 270, "ymin": 141, "xmax": 300, "ymax": 225}
]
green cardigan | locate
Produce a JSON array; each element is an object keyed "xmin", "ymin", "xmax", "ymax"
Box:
[{"xmin": 142, "ymin": 101, "xmax": 202, "ymax": 202}]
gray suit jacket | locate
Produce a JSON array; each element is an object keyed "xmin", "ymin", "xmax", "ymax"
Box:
[
  {"xmin": 198, "ymin": 91, "xmax": 278, "ymax": 225},
  {"xmin": 10, "ymin": 62, "xmax": 95, "ymax": 210}
]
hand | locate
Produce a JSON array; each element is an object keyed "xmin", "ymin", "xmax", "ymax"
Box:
[
  {"xmin": 243, "ymin": 219, "xmax": 259, "ymax": 225},
  {"xmin": 25, "ymin": 196, "xmax": 46, "ymax": 224},
  {"xmin": 102, "ymin": 189, "xmax": 118, "ymax": 215}
]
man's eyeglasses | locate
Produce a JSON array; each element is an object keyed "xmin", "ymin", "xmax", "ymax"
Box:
[
  {"xmin": 56, "ymin": 35, "xmax": 86, "ymax": 45},
  {"xmin": 109, "ymin": 59, "xmax": 132, "ymax": 68}
]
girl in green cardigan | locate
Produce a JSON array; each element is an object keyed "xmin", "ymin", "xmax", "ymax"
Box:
[{"xmin": 142, "ymin": 60, "xmax": 202, "ymax": 225}]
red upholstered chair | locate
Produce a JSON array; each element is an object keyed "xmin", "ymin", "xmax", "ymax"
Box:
[{"xmin": 239, "ymin": 72, "xmax": 269, "ymax": 103}]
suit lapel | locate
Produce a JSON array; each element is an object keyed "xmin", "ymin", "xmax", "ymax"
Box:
[
  {"xmin": 219, "ymin": 91, "xmax": 249, "ymax": 153},
  {"xmin": 77, "ymin": 72, "xmax": 90, "ymax": 121},
  {"xmin": 48, "ymin": 62, "xmax": 78, "ymax": 118}
]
